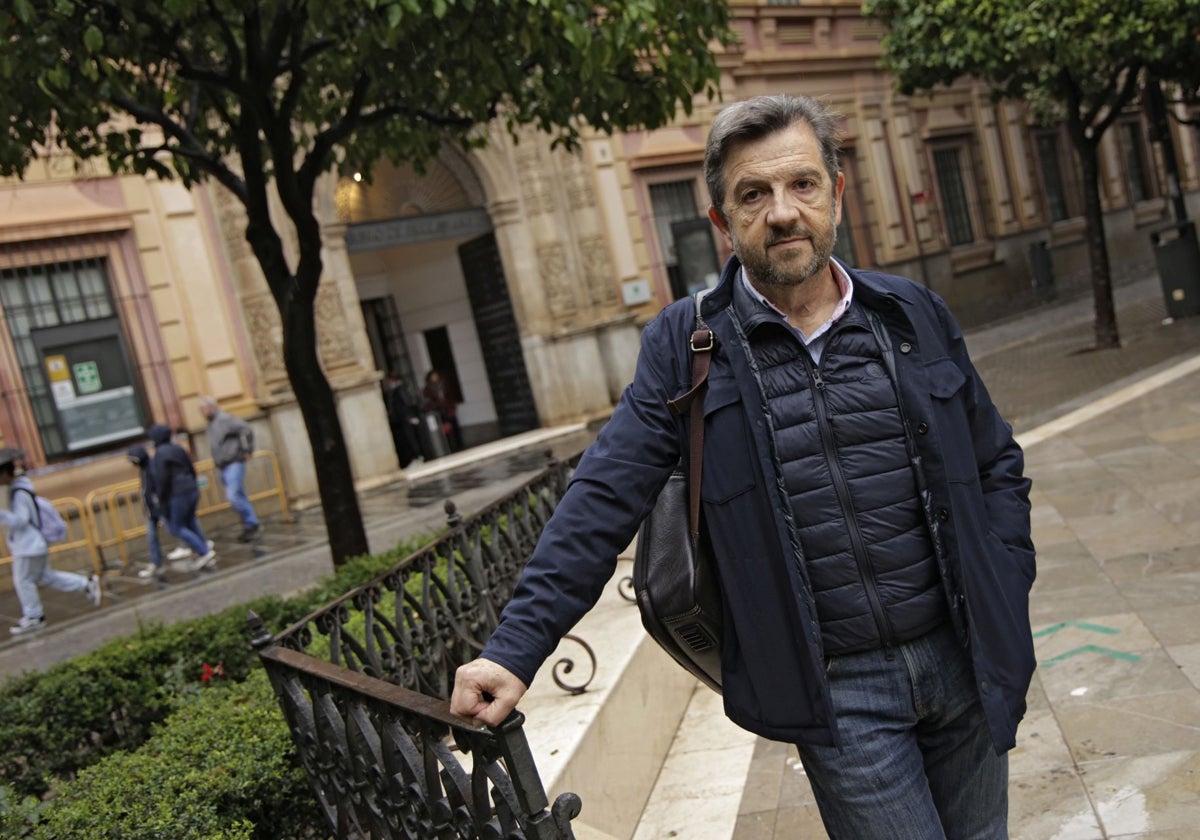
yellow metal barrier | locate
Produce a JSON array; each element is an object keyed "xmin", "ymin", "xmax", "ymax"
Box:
[{"xmin": 1, "ymin": 450, "xmax": 292, "ymax": 578}]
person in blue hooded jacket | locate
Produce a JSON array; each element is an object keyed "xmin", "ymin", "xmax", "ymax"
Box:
[
  {"xmin": 127, "ymin": 445, "xmax": 168, "ymax": 581},
  {"xmin": 0, "ymin": 447, "xmax": 101, "ymax": 634},
  {"xmin": 146, "ymin": 425, "xmax": 216, "ymax": 572},
  {"xmin": 452, "ymin": 95, "xmax": 1035, "ymax": 839}
]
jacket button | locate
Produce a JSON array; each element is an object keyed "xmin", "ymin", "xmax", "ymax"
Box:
[
  {"xmin": 937, "ymin": 508, "xmax": 949, "ymax": 522},
  {"xmin": 899, "ymin": 342, "xmax": 913, "ymax": 354},
  {"xmin": 917, "ymin": 422, "xmax": 929, "ymax": 434}
]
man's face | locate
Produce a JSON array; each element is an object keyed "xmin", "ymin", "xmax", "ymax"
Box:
[{"xmin": 708, "ymin": 120, "xmax": 843, "ymax": 290}]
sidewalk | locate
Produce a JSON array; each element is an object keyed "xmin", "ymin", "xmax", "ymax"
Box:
[{"xmin": 4, "ymin": 274, "xmax": 1200, "ymax": 837}]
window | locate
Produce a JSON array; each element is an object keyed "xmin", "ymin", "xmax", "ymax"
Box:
[
  {"xmin": 1120, "ymin": 121, "xmax": 1155, "ymax": 203},
  {"xmin": 0, "ymin": 257, "xmax": 146, "ymax": 457},
  {"xmin": 931, "ymin": 145, "xmax": 976, "ymax": 246},
  {"xmin": 361, "ymin": 295, "xmax": 417, "ymax": 382},
  {"xmin": 1036, "ymin": 132, "xmax": 1072, "ymax": 222},
  {"xmin": 648, "ymin": 178, "xmax": 705, "ymax": 299}
]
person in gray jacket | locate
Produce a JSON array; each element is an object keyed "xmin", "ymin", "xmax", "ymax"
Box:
[
  {"xmin": 198, "ymin": 397, "xmax": 260, "ymax": 542},
  {"xmin": 0, "ymin": 447, "xmax": 101, "ymax": 634}
]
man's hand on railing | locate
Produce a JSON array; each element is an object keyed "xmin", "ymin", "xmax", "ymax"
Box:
[{"xmin": 451, "ymin": 658, "xmax": 528, "ymax": 727}]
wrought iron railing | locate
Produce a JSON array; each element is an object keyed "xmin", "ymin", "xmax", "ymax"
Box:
[
  {"xmin": 251, "ymin": 620, "xmax": 582, "ymax": 839},
  {"xmin": 250, "ymin": 451, "xmax": 590, "ymax": 838}
]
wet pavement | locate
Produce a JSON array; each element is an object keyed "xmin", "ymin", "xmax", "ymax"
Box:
[
  {"xmin": 0, "ymin": 425, "xmax": 596, "ymax": 675},
  {"xmin": 3, "ymin": 274, "xmax": 1200, "ymax": 837}
]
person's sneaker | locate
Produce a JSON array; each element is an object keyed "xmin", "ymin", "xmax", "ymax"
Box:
[
  {"xmin": 9, "ymin": 615, "xmax": 46, "ymax": 636},
  {"xmin": 237, "ymin": 525, "xmax": 261, "ymax": 543},
  {"xmin": 137, "ymin": 564, "xmax": 167, "ymax": 580},
  {"xmin": 85, "ymin": 575, "xmax": 103, "ymax": 606},
  {"xmin": 166, "ymin": 544, "xmax": 193, "ymax": 561},
  {"xmin": 191, "ymin": 550, "xmax": 217, "ymax": 571}
]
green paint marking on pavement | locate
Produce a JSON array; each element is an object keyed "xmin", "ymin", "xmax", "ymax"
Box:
[
  {"xmin": 1032, "ymin": 621, "xmax": 1120, "ymax": 639},
  {"xmin": 1039, "ymin": 645, "xmax": 1142, "ymax": 667}
]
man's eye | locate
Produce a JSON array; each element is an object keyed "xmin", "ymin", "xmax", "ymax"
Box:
[{"xmin": 742, "ymin": 189, "xmax": 762, "ymax": 202}]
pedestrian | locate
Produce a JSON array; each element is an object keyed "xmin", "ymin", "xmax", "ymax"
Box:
[
  {"xmin": 197, "ymin": 397, "xmax": 261, "ymax": 542},
  {"xmin": 1, "ymin": 447, "xmax": 101, "ymax": 635},
  {"xmin": 421, "ymin": 370, "xmax": 462, "ymax": 452},
  {"xmin": 147, "ymin": 424, "xmax": 216, "ymax": 572},
  {"xmin": 127, "ymin": 445, "xmax": 168, "ymax": 581},
  {"xmin": 383, "ymin": 371, "xmax": 422, "ymax": 468},
  {"xmin": 451, "ymin": 94, "xmax": 1035, "ymax": 839}
]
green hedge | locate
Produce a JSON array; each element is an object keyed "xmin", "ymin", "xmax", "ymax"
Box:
[
  {"xmin": 0, "ymin": 534, "xmax": 434, "ymax": 801},
  {"xmin": 15, "ymin": 670, "xmax": 325, "ymax": 840}
]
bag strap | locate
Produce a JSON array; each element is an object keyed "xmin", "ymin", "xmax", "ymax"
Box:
[
  {"xmin": 665, "ymin": 289, "xmax": 715, "ymax": 542},
  {"xmin": 12, "ymin": 486, "xmax": 41, "ymax": 530}
]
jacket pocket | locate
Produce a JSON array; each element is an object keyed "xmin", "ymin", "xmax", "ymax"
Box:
[
  {"xmin": 700, "ymin": 375, "xmax": 757, "ymax": 504},
  {"xmin": 925, "ymin": 358, "xmax": 973, "ymax": 482},
  {"xmin": 927, "ymin": 358, "xmax": 967, "ymax": 400}
]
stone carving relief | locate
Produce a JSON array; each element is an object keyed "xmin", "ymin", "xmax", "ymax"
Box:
[
  {"xmin": 211, "ymin": 183, "xmax": 253, "ymax": 265},
  {"xmin": 578, "ymin": 235, "xmax": 617, "ymax": 308},
  {"xmin": 537, "ymin": 242, "xmax": 577, "ymax": 317},
  {"xmin": 515, "ymin": 132, "xmax": 556, "ymax": 217},
  {"xmin": 243, "ymin": 294, "xmax": 287, "ymax": 384},
  {"xmin": 564, "ymin": 156, "xmax": 597, "ymax": 211},
  {"xmin": 315, "ymin": 281, "xmax": 355, "ymax": 369}
]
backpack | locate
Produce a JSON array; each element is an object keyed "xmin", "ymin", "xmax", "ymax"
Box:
[{"xmin": 12, "ymin": 487, "xmax": 68, "ymax": 544}]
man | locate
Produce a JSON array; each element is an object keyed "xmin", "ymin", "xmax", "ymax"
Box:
[
  {"xmin": 0, "ymin": 447, "xmax": 101, "ymax": 634},
  {"xmin": 148, "ymin": 424, "xmax": 217, "ymax": 571},
  {"xmin": 198, "ymin": 396, "xmax": 261, "ymax": 542},
  {"xmin": 383, "ymin": 371, "xmax": 422, "ymax": 468},
  {"xmin": 451, "ymin": 95, "xmax": 1035, "ymax": 838}
]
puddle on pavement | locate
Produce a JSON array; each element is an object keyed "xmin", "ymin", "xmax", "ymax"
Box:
[{"xmin": 404, "ymin": 437, "xmax": 590, "ymax": 507}]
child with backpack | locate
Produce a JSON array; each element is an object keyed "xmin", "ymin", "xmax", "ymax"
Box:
[{"xmin": 0, "ymin": 447, "xmax": 101, "ymax": 635}]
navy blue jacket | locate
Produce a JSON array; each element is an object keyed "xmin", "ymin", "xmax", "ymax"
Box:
[
  {"xmin": 147, "ymin": 424, "xmax": 199, "ymax": 508},
  {"xmin": 481, "ymin": 258, "xmax": 1035, "ymax": 751}
]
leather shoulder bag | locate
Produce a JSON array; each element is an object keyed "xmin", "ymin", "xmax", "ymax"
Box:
[{"xmin": 633, "ymin": 290, "xmax": 723, "ymax": 693}]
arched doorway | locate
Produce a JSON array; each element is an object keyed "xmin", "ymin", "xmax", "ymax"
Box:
[{"xmin": 337, "ymin": 151, "xmax": 539, "ymax": 449}]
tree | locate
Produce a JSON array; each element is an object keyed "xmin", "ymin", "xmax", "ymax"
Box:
[
  {"xmin": 1, "ymin": 0, "xmax": 734, "ymax": 565},
  {"xmin": 864, "ymin": 0, "xmax": 1200, "ymax": 349}
]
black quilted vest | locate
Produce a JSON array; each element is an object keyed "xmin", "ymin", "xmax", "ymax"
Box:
[{"xmin": 739, "ymin": 292, "xmax": 948, "ymax": 656}]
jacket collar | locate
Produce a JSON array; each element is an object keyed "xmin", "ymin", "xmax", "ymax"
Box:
[{"xmin": 707, "ymin": 254, "xmax": 923, "ymax": 323}]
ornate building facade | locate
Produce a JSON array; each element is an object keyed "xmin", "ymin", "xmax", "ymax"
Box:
[{"xmin": 2, "ymin": 0, "xmax": 1198, "ymax": 505}]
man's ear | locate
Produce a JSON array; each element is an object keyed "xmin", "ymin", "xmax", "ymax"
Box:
[
  {"xmin": 833, "ymin": 171, "xmax": 845, "ymax": 226},
  {"xmin": 708, "ymin": 206, "xmax": 733, "ymax": 249}
]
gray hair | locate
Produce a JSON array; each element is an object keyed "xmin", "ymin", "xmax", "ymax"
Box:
[{"xmin": 704, "ymin": 95, "xmax": 843, "ymax": 221}]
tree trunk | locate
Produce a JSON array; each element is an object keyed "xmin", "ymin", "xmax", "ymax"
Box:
[
  {"xmin": 244, "ymin": 212, "xmax": 371, "ymax": 566},
  {"xmin": 280, "ymin": 281, "xmax": 371, "ymax": 564},
  {"xmin": 1075, "ymin": 139, "xmax": 1121, "ymax": 348}
]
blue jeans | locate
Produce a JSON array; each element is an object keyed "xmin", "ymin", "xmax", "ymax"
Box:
[
  {"xmin": 797, "ymin": 624, "xmax": 1008, "ymax": 840},
  {"xmin": 219, "ymin": 461, "xmax": 259, "ymax": 529},
  {"xmin": 146, "ymin": 516, "xmax": 163, "ymax": 567},
  {"xmin": 165, "ymin": 491, "xmax": 209, "ymax": 556}
]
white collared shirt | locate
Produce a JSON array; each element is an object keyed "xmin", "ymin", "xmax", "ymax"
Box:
[{"xmin": 738, "ymin": 260, "xmax": 854, "ymax": 363}]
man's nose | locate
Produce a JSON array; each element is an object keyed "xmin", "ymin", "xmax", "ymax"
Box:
[{"xmin": 765, "ymin": 189, "xmax": 802, "ymax": 226}]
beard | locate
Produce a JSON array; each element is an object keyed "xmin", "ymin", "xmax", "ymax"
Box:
[{"xmin": 736, "ymin": 217, "xmax": 838, "ymax": 289}]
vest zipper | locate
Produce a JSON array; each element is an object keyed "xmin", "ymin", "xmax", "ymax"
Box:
[
  {"xmin": 801, "ymin": 349, "xmax": 896, "ymax": 651},
  {"xmin": 865, "ymin": 308, "xmax": 968, "ymax": 646}
]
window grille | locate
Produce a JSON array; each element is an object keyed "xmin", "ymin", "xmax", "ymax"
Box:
[{"xmin": 932, "ymin": 147, "xmax": 975, "ymax": 246}]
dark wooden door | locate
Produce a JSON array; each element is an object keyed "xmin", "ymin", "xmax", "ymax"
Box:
[{"xmin": 457, "ymin": 233, "xmax": 539, "ymax": 436}]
